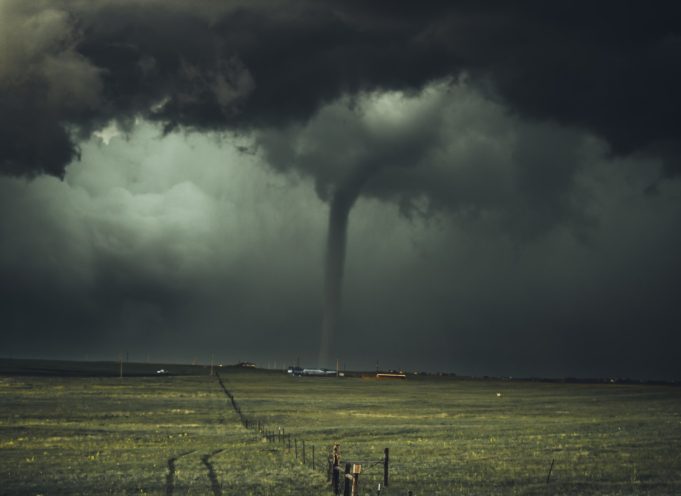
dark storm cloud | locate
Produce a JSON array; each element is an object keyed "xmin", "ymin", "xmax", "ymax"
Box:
[
  {"xmin": 2, "ymin": 0, "xmax": 680, "ymax": 178},
  {"xmin": 258, "ymin": 82, "xmax": 598, "ymax": 238},
  {"xmin": 2, "ymin": 0, "xmax": 681, "ymax": 379}
]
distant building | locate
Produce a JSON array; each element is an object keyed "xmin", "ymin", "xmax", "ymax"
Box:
[
  {"xmin": 237, "ymin": 361, "xmax": 256, "ymax": 368},
  {"xmin": 376, "ymin": 373, "xmax": 406, "ymax": 380}
]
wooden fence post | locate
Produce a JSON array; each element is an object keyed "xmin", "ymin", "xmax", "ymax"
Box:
[
  {"xmin": 332, "ymin": 444, "xmax": 340, "ymax": 494},
  {"xmin": 351, "ymin": 464, "xmax": 361, "ymax": 496},
  {"xmin": 343, "ymin": 463, "xmax": 351, "ymax": 496},
  {"xmin": 333, "ymin": 465, "xmax": 339, "ymax": 495},
  {"xmin": 383, "ymin": 447, "xmax": 389, "ymax": 487}
]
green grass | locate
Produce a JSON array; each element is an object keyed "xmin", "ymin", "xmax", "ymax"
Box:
[
  {"xmin": 1, "ymin": 362, "xmax": 680, "ymax": 495},
  {"xmin": 0, "ymin": 372, "xmax": 325, "ymax": 495},
  {"xmin": 223, "ymin": 371, "xmax": 681, "ymax": 495}
]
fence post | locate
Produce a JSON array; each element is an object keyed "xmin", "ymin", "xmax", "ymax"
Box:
[
  {"xmin": 352, "ymin": 464, "xmax": 362, "ymax": 496},
  {"xmin": 383, "ymin": 447, "xmax": 389, "ymax": 487},
  {"xmin": 546, "ymin": 458, "xmax": 555, "ymax": 484},
  {"xmin": 332, "ymin": 444, "xmax": 340, "ymax": 494},
  {"xmin": 333, "ymin": 465, "xmax": 339, "ymax": 494},
  {"xmin": 302, "ymin": 440, "xmax": 306, "ymax": 465},
  {"xmin": 343, "ymin": 463, "xmax": 351, "ymax": 496},
  {"xmin": 287, "ymin": 434, "xmax": 291, "ymax": 452},
  {"xmin": 294, "ymin": 438, "xmax": 298, "ymax": 460}
]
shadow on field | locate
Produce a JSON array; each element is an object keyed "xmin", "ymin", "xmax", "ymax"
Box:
[
  {"xmin": 202, "ymin": 449, "xmax": 225, "ymax": 496},
  {"xmin": 165, "ymin": 450, "xmax": 194, "ymax": 496}
]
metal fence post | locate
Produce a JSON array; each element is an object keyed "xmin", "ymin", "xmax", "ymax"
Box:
[{"xmin": 383, "ymin": 447, "xmax": 389, "ymax": 487}]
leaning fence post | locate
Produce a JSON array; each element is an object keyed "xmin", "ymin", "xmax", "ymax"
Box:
[
  {"xmin": 383, "ymin": 447, "xmax": 389, "ymax": 487},
  {"xmin": 343, "ymin": 463, "xmax": 351, "ymax": 496}
]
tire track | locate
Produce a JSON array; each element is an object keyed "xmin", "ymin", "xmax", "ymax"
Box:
[
  {"xmin": 165, "ymin": 450, "xmax": 194, "ymax": 496},
  {"xmin": 201, "ymin": 449, "xmax": 225, "ymax": 496}
]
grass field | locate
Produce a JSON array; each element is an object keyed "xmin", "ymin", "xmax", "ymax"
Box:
[{"xmin": 1, "ymin": 360, "xmax": 680, "ymax": 495}]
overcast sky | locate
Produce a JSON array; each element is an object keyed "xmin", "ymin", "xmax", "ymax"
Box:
[{"xmin": 1, "ymin": 1, "xmax": 680, "ymax": 379}]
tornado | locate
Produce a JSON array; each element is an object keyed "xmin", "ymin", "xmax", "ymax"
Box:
[{"xmin": 319, "ymin": 164, "xmax": 380, "ymax": 367}]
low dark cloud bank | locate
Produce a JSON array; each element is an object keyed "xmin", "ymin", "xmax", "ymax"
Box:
[
  {"xmin": 1, "ymin": 0, "xmax": 680, "ymax": 378},
  {"xmin": 3, "ymin": 1, "xmax": 681, "ymax": 176}
]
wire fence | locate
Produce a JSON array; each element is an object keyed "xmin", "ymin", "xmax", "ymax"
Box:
[{"xmin": 215, "ymin": 372, "xmax": 401, "ymax": 495}]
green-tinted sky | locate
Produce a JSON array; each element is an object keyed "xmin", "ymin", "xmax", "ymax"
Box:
[{"xmin": 1, "ymin": 1, "xmax": 680, "ymax": 378}]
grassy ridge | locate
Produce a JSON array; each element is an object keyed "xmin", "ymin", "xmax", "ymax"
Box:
[
  {"xmin": 0, "ymin": 358, "xmax": 211, "ymax": 377},
  {"xmin": 1, "ymin": 360, "xmax": 680, "ymax": 495}
]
